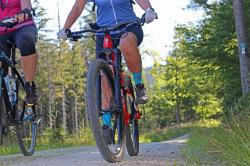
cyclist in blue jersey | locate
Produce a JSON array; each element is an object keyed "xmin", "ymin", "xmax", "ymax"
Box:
[{"xmin": 57, "ymin": 0, "xmax": 157, "ymax": 142}]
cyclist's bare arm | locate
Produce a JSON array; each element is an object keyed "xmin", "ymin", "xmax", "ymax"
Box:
[
  {"xmin": 21, "ymin": 0, "xmax": 32, "ymax": 9},
  {"xmin": 63, "ymin": 0, "xmax": 87, "ymax": 29},
  {"xmin": 135, "ymin": 0, "xmax": 152, "ymax": 11}
]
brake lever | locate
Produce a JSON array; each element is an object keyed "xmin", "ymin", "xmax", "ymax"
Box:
[
  {"xmin": 2, "ymin": 17, "xmax": 17, "ymax": 24},
  {"xmin": 1, "ymin": 17, "xmax": 18, "ymax": 28}
]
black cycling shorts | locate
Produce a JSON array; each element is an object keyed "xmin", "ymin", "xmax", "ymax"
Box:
[
  {"xmin": 95, "ymin": 24, "xmax": 143, "ymax": 60},
  {"xmin": 0, "ymin": 25, "xmax": 37, "ymax": 57}
]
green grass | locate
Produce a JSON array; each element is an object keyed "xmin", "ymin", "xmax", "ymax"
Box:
[
  {"xmin": 0, "ymin": 143, "xmax": 20, "ymax": 155},
  {"xmin": 183, "ymin": 119, "xmax": 250, "ymax": 165},
  {"xmin": 182, "ymin": 96, "xmax": 250, "ymax": 166},
  {"xmin": 140, "ymin": 123, "xmax": 193, "ymax": 143},
  {"xmin": 182, "ymin": 125, "xmax": 221, "ymax": 165},
  {"xmin": 0, "ymin": 127, "xmax": 95, "ymax": 155}
]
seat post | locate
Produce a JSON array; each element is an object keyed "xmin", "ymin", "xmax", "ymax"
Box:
[
  {"xmin": 11, "ymin": 45, "xmax": 15, "ymax": 63},
  {"xmin": 6, "ymin": 41, "xmax": 16, "ymax": 76}
]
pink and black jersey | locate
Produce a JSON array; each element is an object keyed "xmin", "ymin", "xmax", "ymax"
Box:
[{"xmin": 0, "ymin": 0, "xmax": 34, "ymax": 34}]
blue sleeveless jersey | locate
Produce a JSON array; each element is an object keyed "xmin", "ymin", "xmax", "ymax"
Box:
[{"xmin": 88, "ymin": 0, "xmax": 138, "ymax": 27}]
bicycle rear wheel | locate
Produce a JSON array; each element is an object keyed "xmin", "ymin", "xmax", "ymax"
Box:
[
  {"xmin": 87, "ymin": 59, "xmax": 125, "ymax": 163},
  {"xmin": 124, "ymin": 76, "xmax": 139, "ymax": 156},
  {"xmin": 14, "ymin": 77, "xmax": 37, "ymax": 156},
  {"xmin": 0, "ymin": 96, "xmax": 16, "ymax": 146},
  {"xmin": 0, "ymin": 96, "xmax": 5, "ymax": 145}
]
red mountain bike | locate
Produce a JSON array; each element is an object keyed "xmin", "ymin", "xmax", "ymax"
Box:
[{"xmin": 68, "ymin": 17, "xmax": 145, "ymax": 162}]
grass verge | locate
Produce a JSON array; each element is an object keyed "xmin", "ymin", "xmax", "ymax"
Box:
[
  {"xmin": 140, "ymin": 123, "xmax": 193, "ymax": 143},
  {"xmin": 182, "ymin": 96, "xmax": 250, "ymax": 165},
  {"xmin": 0, "ymin": 127, "xmax": 95, "ymax": 155}
]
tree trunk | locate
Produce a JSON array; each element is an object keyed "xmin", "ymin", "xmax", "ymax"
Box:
[
  {"xmin": 74, "ymin": 96, "xmax": 78, "ymax": 132},
  {"xmin": 70, "ymin": 97, "xmax": 75, "ymax": 133},
  {"xmin": 48, "ymin": 86, "xmax": 54, "ymax": 129},
  {"xmin": 39, "ymin": 91, "xmax": 45, "ymax": 131},
  {"xmin": 62, "ymin": 85, "xmax": 67, "ymax": 132},
  {"xmin": 46, "ymin": 47, "xmax": 53, "ymax": 129},
  {"xmin": 233, "ymin": 0, "xmax": 250, "ymax": 95},
  {"xmin": 175, "ymin": 56, "xmax": 180, "ymax": 124}
]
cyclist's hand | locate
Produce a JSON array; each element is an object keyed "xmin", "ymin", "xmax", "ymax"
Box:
[
  {"xmin": 57, "ymin": 29, "xmax": 68, "ymax": 40},
  {"xmin": 145, "ymin": 8, "xmax": 157, "ymax": 24},
  {"xmin": 16, "ymin": 9, "xmax": 32, "ymax": 23}
]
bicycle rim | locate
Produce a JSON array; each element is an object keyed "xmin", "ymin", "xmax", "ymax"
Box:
[
  {"xmin": 87, "ymin": 59, "xmax": 125, "ymax": 163},
  {"xmin": 14, "ymin": 78, "xmax": 37, "ymax": 156},
  {"xmin": 124, "ymin": 76, "xmax": 139, "ymax": 156},
  {"xmin": 0, "ymin": 96, "xmax": 16, "ymax": 146},
  {"xmin": 0, "ymin": 96, "xmax": 5, "ymax": 145}
]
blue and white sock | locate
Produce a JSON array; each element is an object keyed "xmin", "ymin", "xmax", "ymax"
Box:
[
  {"xmin": 132, "ymin": 72, "xmax": 142, "ymax": 85},
  {"xmin": 102, "ymin": 112, "xmax": 111, "ymax": 127}
]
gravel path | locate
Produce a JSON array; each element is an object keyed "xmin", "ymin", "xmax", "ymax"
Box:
[{"xmin": 0, "ymin": 134, "xmax": 189, "ymax": 166}]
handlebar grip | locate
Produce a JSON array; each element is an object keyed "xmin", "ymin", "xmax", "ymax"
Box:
[{"xmin": 65, "ymin": 29, "xmax": 72, "ymax": 37}]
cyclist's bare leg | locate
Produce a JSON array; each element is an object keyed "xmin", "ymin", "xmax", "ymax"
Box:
[
  {"xmin": 101, "ymin": 71, "xmax": 112, "ymax": 110},
  {"xmin": 20, "ymin": 53, "xmax": 38, "ymax": 82},
  {"xmin": 20, "ymin": 53, "xmax": 39, "ymax": 104},
  {"xmin": 119, "ymin": 32, "xmax": 142, "ymax": 73},
  {"xmin": 101, "ymin": 71, "xmax": 112, "ymax": 128},
  {"xmin": 119, "ymin": 32, "xmax": 148, "ymax": 104}
]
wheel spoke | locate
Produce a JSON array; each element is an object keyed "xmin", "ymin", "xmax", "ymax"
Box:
[
  {"xmin": 87, "ymin": 60, "xmax": 125, "ymax": 162},
  {"xmin": 15, "ymin": 78, "xmax": 37, "ymax": 156}
]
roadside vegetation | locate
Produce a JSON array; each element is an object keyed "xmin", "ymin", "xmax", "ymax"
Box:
[
  {"xmin": 0, "ymin": 127, "xmax": 95, "ymax": 155},
  {"xmin": 140, "ymin": 123, "xmax": 193, "ymax": 143},
  {"xmin": 183, "ymin": 95, "xmax": 250, "ymax": 166}
]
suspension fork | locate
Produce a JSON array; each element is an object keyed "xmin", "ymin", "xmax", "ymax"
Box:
[
  {"xmin": 0, "ymin": 65, "xmax": 3, "ymax": 98},
  {"xmin": 113, "ymin": 48, "xmax": 122, "ymax": 111}
]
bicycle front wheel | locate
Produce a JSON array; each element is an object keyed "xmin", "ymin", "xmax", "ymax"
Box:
[
  {"xmin": 14, "ymin": 77, "xmax": 37, "ymax": 156},
  {"xmin": 87, "ymin": 59, "xmax": 125, "ymax": 163},
  {"xmin": 0, "ymin": 96, "xmax": 5, "ymax": 145}
]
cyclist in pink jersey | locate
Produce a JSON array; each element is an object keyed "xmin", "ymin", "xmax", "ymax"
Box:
[{"xmin": 0, "ymin": 0, "xmax": 39, "ymax": 104}]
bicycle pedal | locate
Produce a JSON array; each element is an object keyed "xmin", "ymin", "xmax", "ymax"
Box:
[
  {"xmin": 26, "ymin": 103, "xmax": 34, "ymax": 107},
  {"xmin": 36, "ymin": 118, "xmax": 41, "ymax": 125},
  {"xmin": 133, "ymin": 102, "xmax": 139, "ymax": 111}
]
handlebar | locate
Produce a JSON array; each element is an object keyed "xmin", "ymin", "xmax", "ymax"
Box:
[
  {"xmin": 0, "ymin": 17, "xmax": 18, "ymax": 28},
  {"xmin": 0, "ymin": 9, "xmax": 34, "ymax": 28},
  {"xmin": 67, "ymin": 16, "xmax": 146, "ymax": 41}
]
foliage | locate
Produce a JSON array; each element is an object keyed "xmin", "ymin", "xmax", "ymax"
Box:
[
  {"xmin": 143, "ymin": 0, "xmax": 245, "ymax": 130},
  {"xmin": 44, "ymin": 128, "xmax": 65, "ymax": 144},
  {"xmin": 140, "ymin": 124, "xmax": 192, "ymax": 143},
  {"xmin": 183, "ymin": 96, "xmax": 250, "ymax": 165},
  {"xmin": 0, "ymin": 127, "xmax": 95, "ymax": 155}
]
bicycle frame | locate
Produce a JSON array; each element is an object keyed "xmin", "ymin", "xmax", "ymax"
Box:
[
  {"xmin": 0, "ymin": 46, "xmax": 25, "ymax": 124},
  {"xmin": 101, "ymin": 33, "xmax": 141, "ymax": 127}
]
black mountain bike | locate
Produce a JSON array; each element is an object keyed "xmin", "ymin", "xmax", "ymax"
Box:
[
  {"xmin": 0, "ymin": 17, "xmax": 40, "ymax": 156},
  {"xmin": 68, "ymin": 17, "xmax": 145, "ymax": 162}
]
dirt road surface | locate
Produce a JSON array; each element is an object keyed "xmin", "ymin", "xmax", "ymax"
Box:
[{"xmin": 0, "ymin": 134, "xmax": 189, "ymax": 166}]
